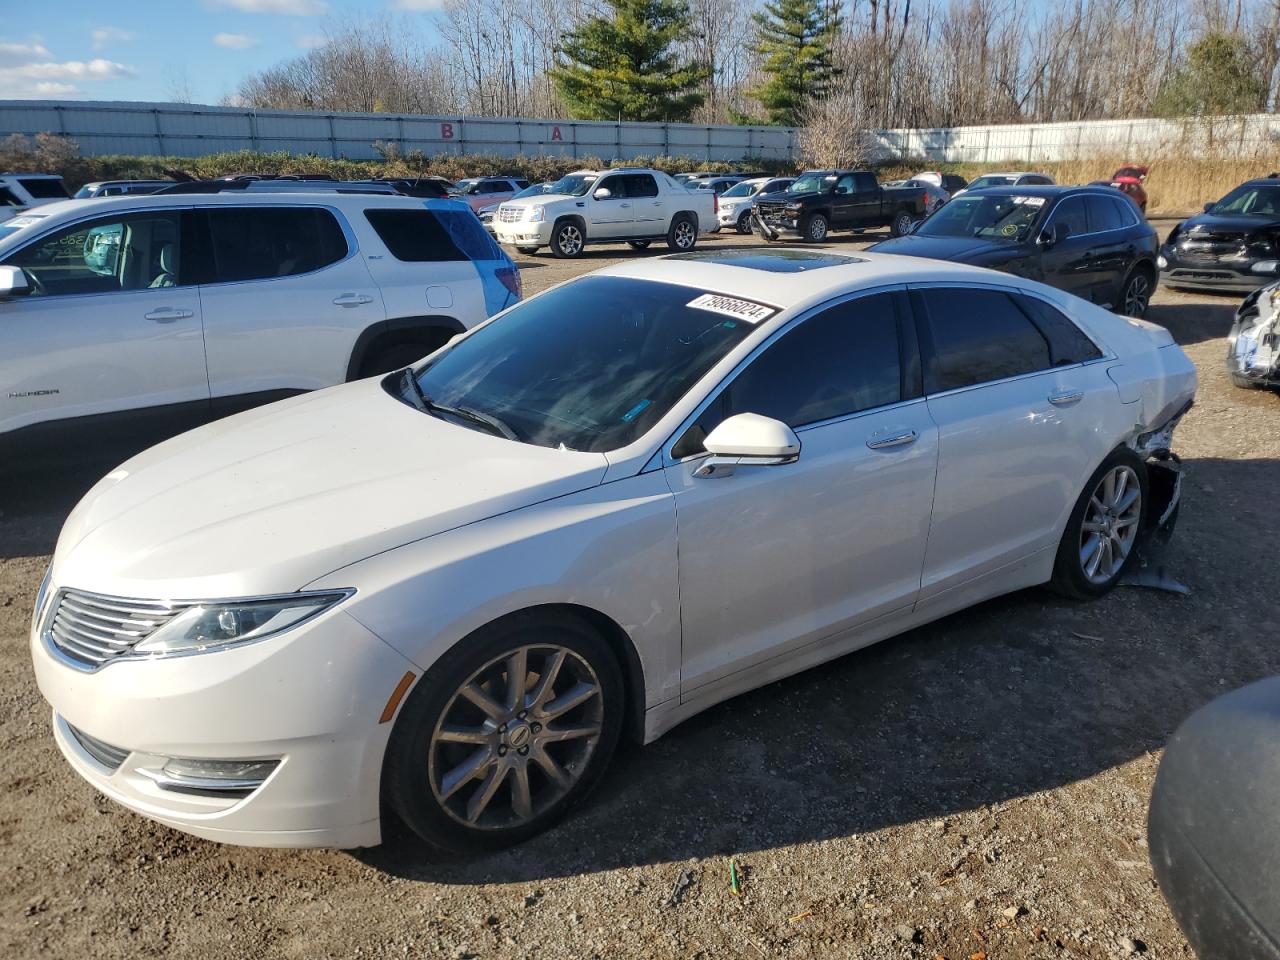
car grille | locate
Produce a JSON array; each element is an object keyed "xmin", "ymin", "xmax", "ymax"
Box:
[
  {"xmin": 44, "ymin": 589, "xmax": 193, "ymax": 670},
  {"xmin": 1175, "ymin": 232, "xmax": 1247, "ymax": 263},
  {"xmin": 497, "ymin": 206, "xmax": 523, "ymax": 223},
  {"xmin": 65, "ymin": 721, "xmax": 130, "ymax": 772},
  {"xmin": 756, "ymin": 200, "xmax": 789, "ymax": 220}
]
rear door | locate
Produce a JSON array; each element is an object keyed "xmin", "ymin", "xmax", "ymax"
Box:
[
  {"xmin": 851, "ymin": 172, "xmax": 883, "ymax": 226},
  {"xmin": 829, "ymin": 174, "xmax": 861, "ymax": 228},
  {"xmin": 1083, "ymin": 195, "xmax": 1136, "ymax": 307},
  {"xmin": 0, "ymin": 208, "xmax": 209, "ymax": 441},
  {"xmin": 1038, "ymin": 196, "xmax": 1096, "ymax": 299},
  {"xmin": 194, "ymin": 204, "xmax": 385, "ymax": 407},
  {"xmin": 910, "ymin": 284, "xmax": 1110, "ymax": 599},
  {"xmin": 625, "ymin": 174, "xmax": 664, "ymax": 232},
  {"xmin": 586, "ymin": 174, "xmax": 635, "ymax": 239}
]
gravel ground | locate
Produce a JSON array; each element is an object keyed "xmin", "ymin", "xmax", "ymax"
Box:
[{"xmin": 3, "ymin": 223, "xmax": 1278, "ymax": 960}]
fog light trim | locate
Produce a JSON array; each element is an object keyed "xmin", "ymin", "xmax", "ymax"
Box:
[{"xmin": 138, "ymin": 757, "xmax": 280, "ymax": 798}]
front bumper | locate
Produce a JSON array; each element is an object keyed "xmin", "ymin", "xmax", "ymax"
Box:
[
  {"xmin": 752, "ymin": 212, "xmax": 802, "ymax": 240},
  {"xmin": 495, "ymin": 221, "xmax": 553, "ymax": 248},
  {"xmin": 1160, "ymin": 246, "xmax": 1279, "ymax": 292},
  {"xmin": 32, "ymin": 601, "xmax": 419, "ymax": 848},
  {"xmin": 1226, "ymin": 287, "xmax": 1280, "ymax": 387}
]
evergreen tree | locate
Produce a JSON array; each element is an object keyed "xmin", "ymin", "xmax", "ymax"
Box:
[
  {"xmin": 750, "ymin": 0, "xmax": 842, "ymax": 127},
  {"xmin": 551, "ymin": 0, "xmax": 710, "ymax": 122},
  {"xmin": 1154, "ymin": 32, "xmax": 1266, "ymax": 117}
]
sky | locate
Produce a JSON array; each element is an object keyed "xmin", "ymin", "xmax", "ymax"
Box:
[{"xmin": 0, "ymin": 0, "xmax": 444, "ymax": 105}]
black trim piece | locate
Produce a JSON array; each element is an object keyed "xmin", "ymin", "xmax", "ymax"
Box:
[
  {"xmin": 893, "ymin": 289, "xmax": 924, "ymax": 401},
  {"xmin": 906, "ymin": 288, "xmax": 941, "ymax": 395},
  {"xmin": 344, "ymin": 315, "xmax": 465, "ymax": 381}
]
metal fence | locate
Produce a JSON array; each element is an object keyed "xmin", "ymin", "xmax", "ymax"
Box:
[
  {"xmin": 0, "ymin": 99, "xmax": 798, "ymax": 162},
  {"xmin": 873, "ymin": 114, "xmax": 1280, "ymax": 163}
]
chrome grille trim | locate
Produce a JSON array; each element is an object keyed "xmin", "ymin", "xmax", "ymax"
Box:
[
  {"xmin": 497, "ymin": 206, "xmax": 523, "ymax": 223},
  {"xmin": 43, "ymin": 589, "xmax": 193, "ymax": 671}
]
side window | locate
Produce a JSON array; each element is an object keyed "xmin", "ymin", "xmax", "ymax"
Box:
[
  {"xmin": 1023, "ymin": 176, "xmax": 1051, "ymax": 186},
  {"xmin": 1012, "ymin": 294, "xmax": 1103, "ymax": 366},
  {"xmin": 1111, "ymin": 196, "xmax": 1138, "ymax": 227},
  {"xmin": 1086, "ymin": 196, "xmax": 1123, "ymax": 233},
  {"xmin": 626, "ymin": 174, "xmax": 659, "ymax": 198},
  {"xmin": 920, "ymin": 287, "xmax": 1051, "ymax": 392},
  {"xmin": 364, "ymin": 208, "xmax": 502, "ymax": 262},
  {"xmin": 204, "ymin": 207, "xmax": 347, "ymax": 283},
  {"xmin": 673, "ymin": 293, "xmax": 903, "ymax": 457},
  {"xmin": 596, "ymin": 176, "xmax": 625, "ymax": 198},
  {"xmin": 485, "ymin": 180, "xmax": 513, "ymax": 194},
  {"xmin": 4, "ymin": 211, "xmax": 183, "ymax": 296},
  {"xmin": 1048, "ymin": 196, "xmax": 1088, "ymax": 237},
  {"xmin": 854, "ymin": 173, "xmax": 877, "ymax": 193},
  {"xmin": 834, "ymin": 175, "xmax": 857, "ymax": 195}
]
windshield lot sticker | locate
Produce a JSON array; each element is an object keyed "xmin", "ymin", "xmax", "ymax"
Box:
[
  {"xmin": 1010, "ymin": 196, "xmax": 1045, "ymax": 206},
  {"xmin": 687, "ymin": 293, "xmax": 776, "ymax": 324}
]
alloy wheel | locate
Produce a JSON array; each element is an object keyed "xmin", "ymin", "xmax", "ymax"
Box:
[
  {"xmin": 807, "ymin": 217, "xmax": 828, "ymax": 241},
  {"xmin": 556, "ymin": 225, "xmax": 583, "ymax": 256},
  {"xmin": 428, "ymin": 644, "xmax": 604, "ymax": 830},
  {"xmin": 893, "ymin": 213, "xmax": 912, "ymax": 236},
  {"xmin": 674, "ymin": 220, "xmax": 696, "ymax": 249},
  {"xmin": 1123, "ymin": 274, "xmax": 1150, "ymax": 317},
  {"xmin": 1078, "ymin": 464, "xmax": 1142, "ymax": 584}
]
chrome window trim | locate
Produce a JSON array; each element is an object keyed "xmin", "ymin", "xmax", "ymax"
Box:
[
  {"xmin": 660, "ymin": 282, "xmax": 909, "ymax": 467},
  {"xmin": 1041, "ymin": 190, "xmax": 1142, "ymax": 240}
]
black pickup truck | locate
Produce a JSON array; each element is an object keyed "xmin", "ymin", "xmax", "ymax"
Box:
[{"xmin": 753, "ymin": 170, "xmax": 929, "ymax": 243}]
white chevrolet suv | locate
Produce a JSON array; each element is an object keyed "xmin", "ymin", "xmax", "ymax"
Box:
[
  {"xmin": 0, "ymin": 191, "xmax": 519, "ymax": 466},
  {"xmin": 492, "ymin": 169, "xmax": 718, "ymax": 258}
]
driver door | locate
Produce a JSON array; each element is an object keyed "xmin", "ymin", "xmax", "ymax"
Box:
[
  {"xmin": 0, "ymin": 209, "xmax": 209, "ymax": 444},
  {"xmin": 1038, "ymin": 196, "xmax": 1096, "ymax": 299},
  {"xmin": 664, "ymin": 289, "xmax": 939, "ymax": 698},
  {"xmin": 586, "ymin": 175, "xmax": 635, "ymax": 239}
]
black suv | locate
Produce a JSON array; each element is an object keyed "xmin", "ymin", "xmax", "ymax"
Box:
[
  {"xmin": 1160, "ymin": 176, "xmax": 1280, "ymax": 292},
  {"xmin": 870, "ymin": 185, "xmax": 1159, "ymax": 316}
]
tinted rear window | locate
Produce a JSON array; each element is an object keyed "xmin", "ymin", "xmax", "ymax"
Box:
[
  {"xmin": 365, "ymin": 207, "xmax": 503, "ymax": 262},
  {"xmin": 1013, "ymin": 294, "xmax": 1102, "ymax": 366},
  {"xmin": 18, "ymin": 178, "xmax": 69, "ymax": 199},
  {"xmin": 920, "ymin": 287, "xmax": 1051, "ymax": 392},
  {"xmin": 204, "ymin": 207, "xmax": 348, "ymax": 283}
]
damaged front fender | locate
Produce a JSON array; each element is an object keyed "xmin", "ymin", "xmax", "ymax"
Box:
[{"xmin": 1226, "ymin": 282, "xmax": 1280, "ymax": 389}]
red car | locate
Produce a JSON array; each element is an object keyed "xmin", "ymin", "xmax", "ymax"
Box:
[{"xmin": 1091, "ymin": 165, "xmax": 1149, "ymax": 213}]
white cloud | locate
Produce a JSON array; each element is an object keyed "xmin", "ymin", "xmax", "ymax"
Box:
[
  {"xmin": 0, "ymin": 41, "xmax": 53, "ymax": 67},
  {"xmin": 214, "ymin": 32, "xmax": 260, "ymax": 49},
  {"xmin": 391, "ymin": 0, "xmax": 445, "ymax": 9},
  {"xmin": 207, "ymin": 0, "xmax": 329, "ymax": 14},
  {"xmin": 296, "ymin": 34, "xmax": 328, "ymax": 49},
  {"xmin": 0, "ymin": 57, "xmax": 135, "ymax": 98},
  {"xmin": 91, "ymin": 26, "xmax": 134, "ymax": 50}
]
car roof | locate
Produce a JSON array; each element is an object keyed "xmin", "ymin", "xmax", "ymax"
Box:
[
  {"xmin": 593, "ymin": 249, "xmax": 1036, "ymax": 314},
  {"xmin": 7, "ymin": 192, "xmax": 467, "ymax": 221},
  {"xmin": 960, "ymin": 184, "xmax": 1111, "ymax": 199},
  {"xmin": 974, "ymin": 171, "xmax": 1046, "ymax": 178}
]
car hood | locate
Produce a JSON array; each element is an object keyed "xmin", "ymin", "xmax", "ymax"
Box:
[
  {"xmin": 1176, "ymin": 212, "xmax": 1280, "ymax": 236},
  {"xmin": 52, "ymin": 378, "xmax": 610, "ymax": 599},
  {"xmin": 759, "ymin": 190, "xmax": 821, "ymax": 204},
  {"xmin": 501, "ymin": 192, "xmax": 583, "ymax": 207},
  {"xmin": 868, "ymin": 234, "xmax": 1021, "ymax": 262}
]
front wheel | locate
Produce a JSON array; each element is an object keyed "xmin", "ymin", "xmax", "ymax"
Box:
[
  {"xmin": 802, "ymin": 213, "xmax": 828, "ymax": 242},
  {"xmin": 736, "ymin": 211, "xmax": 752, "ymax": 234},
  {"xmin": 1117, "ymin": 269, "xmax": 1152, "ymax": 318},
  {"xmin": 1050, "ymin": 448, "xmax": 1148, "ymax": 599},
  {"xmin": 666, "ymin": 215, "xmax": 698, "ymax": 252},
  {"xmin": 890, "ymin": 211, "xmax": 913, "ymax": 237},
  {"xmin": 383, "ymin": 612, "xmax": 624, "ymax": 853},
  {"xmin": 550, "ymin": 221, "xmax": 585, "ymax": 259},
  {"xmin": 515, "ymin": 245, "xmax": 539, "ymax": 255}
]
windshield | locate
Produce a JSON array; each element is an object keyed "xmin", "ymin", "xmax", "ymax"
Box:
[
  {"xmin": 966, "ymin": 175, "xmax": 1019, "ymax": 191},
  {"xmin": 544, "ymin": 173, "xmax": 599, "ymax": 197},
  {"xmin": 789, "ymin": 174, "xmax": 834, "ymax": 194},
  {"xmin": 410, "ymin": 276, "xmax": 759, "ymax": 452},
  {"xmin": 914, "ymin": 193, "xmax": 1047, "ymax": 242},
  {"xmin": 448, "ymin": 179, "xmax": 480, "ymax": 196},
  {"xmin": 1210, "ymin": 184, "xmax": 1280, "ymax": 216},
  {"xmin": 73, "ymin": 185, "xmax": 97, "ymax": 199},
  {"xmin": 511, "ymin": 182, "xmax": 552, "ymax": 200},
  {"xmin": 721, "ymin": 181, "xmax": 758, "ymax": 199},
  {"xmin": 0, "ymin": 214, "xmax": 48, "ymax": 243}
]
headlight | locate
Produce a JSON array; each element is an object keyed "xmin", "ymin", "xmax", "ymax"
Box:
[
  {"xmin": 132, "ymin": 590, "xmax": 352, "ymax": 657},
  {"xmin": 528, "ymin": 205, "xmax": 545, "ymax": 223},
  {"xmin": 784, "ymin": 205, "xmax": 802, "ymax": 216}
]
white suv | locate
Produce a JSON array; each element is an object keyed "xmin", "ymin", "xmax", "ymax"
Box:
[
  {"xmin": 0, "ymin": 172, "xmax": 70, "ymax": 222},
  {"xmin": 0, "ymin": 192, "xmax": 519, "ymax": 465}
]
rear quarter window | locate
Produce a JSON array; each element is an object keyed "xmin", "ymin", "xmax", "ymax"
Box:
[
  {"xmin": 365, "ymin": 207, "xmax": 503, "ymax": 262},
  {"xmin": 18, "ymin": 178, "xmax": 70, "ymax": 199}
]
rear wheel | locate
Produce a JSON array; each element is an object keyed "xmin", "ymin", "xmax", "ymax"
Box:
[
  {"xmin": 627, "ymin": 240, "xmax": 651, "ymax": 250},
  {"xmin": 550, "ymin": 221, "xmax": 585, "ymax": 259},
  {"xmin": 666, "ymin": 215, "xmax": 698, "ymax": 252},
  {"xmin": 1050, "ymin": 448, "xmax": 1148, "ymax": 599},
  {"xmin": 384, "ymin": 611, "xmax": 624, "ymax": 853},
  {"xmin": 890, "ymin": 211, "xmax": 913, "ymax": 237}
]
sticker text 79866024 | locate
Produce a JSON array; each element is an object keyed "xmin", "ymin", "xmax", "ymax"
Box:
[{"xmin": 686, "ymin": 293, "xmax": 777, "ymax": 325}]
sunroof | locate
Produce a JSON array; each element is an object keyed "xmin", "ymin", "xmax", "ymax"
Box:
[{"xmin": 666, "ymin": 249, "xmax": 866, "ymax": 272}]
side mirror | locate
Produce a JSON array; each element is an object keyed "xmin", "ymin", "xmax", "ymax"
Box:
[
  {"xmin": 593, "ymin": 187, "xmax": 612, "ymax": 200},
  {"xmin": 694, "ymin": 413, "xmax": 800, "ymax": 479},
  {"xmin": 0, "ymin": 265, "xmax": 31, "ymax": 300},
  {"xmin": 1039, "ymin": 222, "xmax": 1069, "ymax": 248},
  {"xmin": 1203, "ymin": 201, "xmax": 1215, "ymax": 213}
]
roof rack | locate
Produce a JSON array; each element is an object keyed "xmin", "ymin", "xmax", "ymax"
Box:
[{"xmin": 152, "ymin": 179, "xmax": 401, "ymax": 196}]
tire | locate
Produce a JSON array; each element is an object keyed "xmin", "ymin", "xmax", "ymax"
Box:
[
  {"xmin": 1049, "ymin": 447, "xmax": 1149, "ymax": 600},
  {"xmin": 736, "ymin": 211, "xmax": 752, "ymax": 234},
  {"xmin": 1117, "ymin": 268, "xmax": 1153, "ymax": 318},
  {"xmin": 383, "ymin": 610, "xmax": 624, "ymax": 854},
  {"xmin": 666, "ymin": 215, "xmax": 698, "ymax": 252},
  {"xmin": 1229, "ymin": 371, "xmax": 1264, "ymax": 389},
  {"xmin": 515, "ymin": 245, "xmax": 539, "ymax": 255},
  {"xmin": 890, "ymin": 211, "xmax": 913, "ymax": 237},
  {"xmin": 627, "ymin": 240, "xmax": 651, "ymax": 251},
  {"xmin": 357, "ymin": 338, "xmax": 445, "ymax": 379},
  {"xmin": 550, "ymin": 221, "xmax": 585, "ymax": 259},
  {"xmin": 802, "ymin": 213, "xmax": 828, "ymax": 243}
]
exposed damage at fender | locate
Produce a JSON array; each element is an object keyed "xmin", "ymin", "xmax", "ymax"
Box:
[
  {"xmin": 1227, "ymin": 282, "xmax": 1280, "ymax": 389},
  {"xmin": 1133, "ymin": 399, "xmax": 1192, "ymax": 544}
]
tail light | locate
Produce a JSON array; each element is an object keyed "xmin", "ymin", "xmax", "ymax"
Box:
[
  {"xmin": 495, "ymin": 265, "xmax": 521, "ymax": 299},
  {"xmin": 714, "ymin": 193, "xmax": 719, "ymax": 214}
]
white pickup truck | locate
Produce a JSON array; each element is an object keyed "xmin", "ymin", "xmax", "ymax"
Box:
[{"xmin": 492, "ymin": 168, "xmax": 718, "ymax": 258}]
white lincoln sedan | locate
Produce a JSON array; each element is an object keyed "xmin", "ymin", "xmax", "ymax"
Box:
[{"xmin": 31, "ymin": 249, "xmax": 1196, "ymax": 853}]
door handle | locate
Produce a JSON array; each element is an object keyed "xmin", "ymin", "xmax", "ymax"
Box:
[
  {"xmin": 144, "ymin": 308, "xmax": 193, "ymax": 323},
  {"xmin": 619, "ymin": 203, "xmax": 631, "ymax": 209},
  {"xmin": 333, "ymin": 293, "xmax": 374, "ymax": 307},
  {"xmin": 1048, "ymin": 390, "xmax": 1084, "ymax": 406},
  {"xmin": 866, "ymin": 428, "xmax": 918, "ymax": 450}
]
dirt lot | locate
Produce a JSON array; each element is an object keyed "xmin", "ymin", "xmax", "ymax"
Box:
[{"xmin": 3, "ymin": 223, "xmax": 1278, "ymax": 960}]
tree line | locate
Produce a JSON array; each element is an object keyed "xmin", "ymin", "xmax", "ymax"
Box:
[{"xmin": 233, "ymin": 0, "xmax": 1280, "ymax": 130}]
